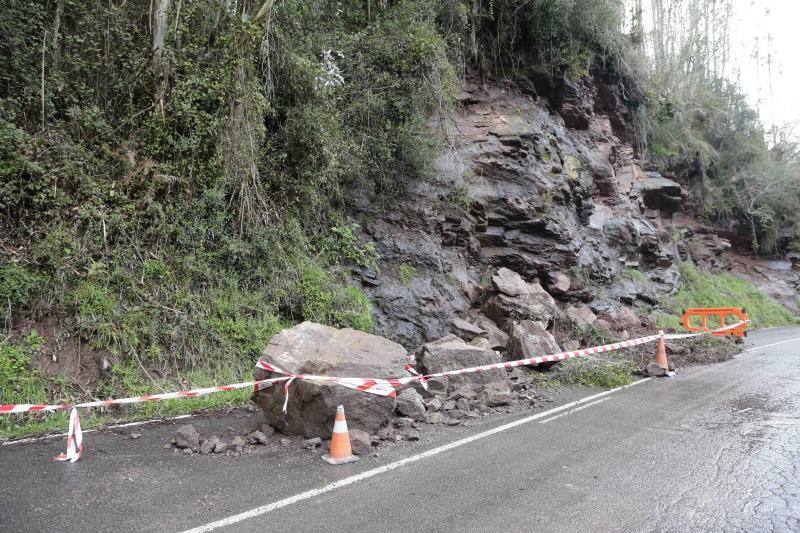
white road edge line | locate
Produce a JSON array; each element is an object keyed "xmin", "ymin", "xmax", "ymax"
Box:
[
  {"xmin": 538, "ymin": 397, "xmax": 610, "ymax": 424},
  {"xmin": 742, "ymin": 337, "xmax": 800, "ymax": 354},
  {"xmin": 1, "ymin": 414, "xmax": 194, "ymax": 446},
  {"xmin": 179, "ymin": 378, "xmax": 652, "ymax": 533}
]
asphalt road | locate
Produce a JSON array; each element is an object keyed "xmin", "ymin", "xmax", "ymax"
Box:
[{"xmin": 2, "ymin": 326, "xmax": 800, "ymax": 532}]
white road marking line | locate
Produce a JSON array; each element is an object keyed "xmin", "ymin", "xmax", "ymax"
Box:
[
  {"xmin": 538, "ymin": 397, "xmax": 610, "ymax": 424},
  {"xmin": 179, "ymin": 378, "xmax": 652, "ymax": 533},
  {"xmin": 742, "ymin": 337, "xmax": 800, "ymax": 354},
  {"xmin": 0, "ymin": 414, "xmax": 194, "ymax": 446}
]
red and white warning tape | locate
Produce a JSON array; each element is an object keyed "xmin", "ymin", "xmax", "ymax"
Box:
[
  {"xmin": 0, "ymin": 377, "xmax": 290, "ymax": 462},
  {"xmin": 54, "ymin": 409, "xmax": 83, "ymax": 463},
  {"xmin": 0, "ymin": 377, "xmax": 291, "ymax": 414},
  {"xmin": 0, "ymin": 320, "xmax": 748, "ymax": 462}
]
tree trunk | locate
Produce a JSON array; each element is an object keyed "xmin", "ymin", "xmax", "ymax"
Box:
[{"xmin": 152, "ymin": 0, "xmax": 172, "ymax": 114}]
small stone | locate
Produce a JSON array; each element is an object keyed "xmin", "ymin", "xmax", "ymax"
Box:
[
  {"xmin": 259, "ymin": 424, "xmax": 276, "ymax": 437},
  {"xmin": 377, "ymin": 427, "xmax": 395, "ymax": 441},
  {"xmin": 426, "ymin": 412, "xmax": 443, "ymax": 424},
  {"xmin": 174, "ymin": 425, "xmax": 200, "ymax": 449},
  {"xmin": 163, "ymin": 443, "xmax": 172, "ymax": 449},
  {"xmin": 480, "ymin": 384, "xmax": 512, "ymax": 407},
  {"xmin": 449, "ymin": 386, "xmax": 478, "ymax": 401},
  {"xmin": 511, "ymin": 381, "xmax": 526, "ymax": 392},
  {"xmin": 230, "ymin": 436, "xmax": 246, "ymax": 448},
  {"xmin": 466, "ymin": 412, "xmax": 480, "ymax": 420},
  {"xmin": 400, "ymin": 429, "xmax": 420, "ymax": 441},
  {"xmin": 350, "ymin": 429, "xmax": 372, "ymax": 455},
  {"xmin": 302, "ymin": 437, "xmax": 322, "ymax": 450},
  {"xmin": 426, "ymin": 377, "xmax": 449, "ymax": 396},
  {"xmin": 646, "ymin": 362, "xmax": 667, "ymax": 377},
  {"xmin": 395, "ymin": 388, "xmax": 427, "ymax": 421},
  {"xmin": 446, "ymin": 419, "xmax": 461, "ymax": 426},
  {"xmin": 280, "ymin": 438, "xmax": 292, "ymax": 447},
  {"xmin": 183, "ymin": 448, "xmax": 194, "ymax": 455},
  {"xmin": 392, "ymin": 417, "xmax": 414, "ymax": 430},
  {"xmin": 443, "ymin": 400, "xmax": 456, "ymax": 411},
  {"xmin": 370, "ymin": 436, "xmax": 381, "ymax": 446},
  {"xmin": 456, "ymin": 398, "xmax": 471, "ymax": 412},
  {"xmin": 247, "ymin": 430, "xmax": 269, "ymax": 445},
  {"xmin": 426, "ymin": 398, "xmax": 443, "ymax": 412},
  {"xmin": 200, "ymin": 436, "xmax": 219, "ymax": 455},
  {"xmin": 214, "ymin": 441, "xmax": 228, "ymax": 453},
  {"xmin": 130, "ymin": 433, "xmax": 141, "ymax": 440}
]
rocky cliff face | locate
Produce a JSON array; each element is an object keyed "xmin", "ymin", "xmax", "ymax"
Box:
[{"xmin": 350, "ymin": 73, "xmax": 689, "ymax": 349}]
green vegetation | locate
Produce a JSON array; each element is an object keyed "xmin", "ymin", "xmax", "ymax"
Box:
[
  {"xmin": 0, "ymin": 264, "xmax": 47, "ymax": 321},
  {"xmin": 447, "ymin": 184, "xmax": 476, "ymax": 213},
  {"xmin": 623, "ymin": 267, "xmax": 646, "ymax": 283},
  {"xmin": 397, "ymin": 264, "xmax": 418, "ymax": 285},
  {"xmin": 635, "ymin": 1, "xmax": 800, "ymax": 254},
  {"xmin": 2, "ymin": 0, "xmax": 462, "ymax": 435},
  {"xmin": 654, "ymin": 264, "xmax": 797, "ymax": 329},
  {"xmin": 551, "ymin": 357, "xmax": 637, "ymax": 388},
  {"xmin": 0, "ymin": 332, "xmax": 52, "ymax": 435}
]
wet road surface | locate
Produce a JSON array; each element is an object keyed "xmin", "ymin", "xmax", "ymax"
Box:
[{"xmin": 1, "ymin": 326, "xmax": 799, "ymax": 532}]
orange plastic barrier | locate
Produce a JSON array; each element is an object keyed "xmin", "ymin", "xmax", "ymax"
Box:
[{"xmin": 680, "ymin": 307, "xmax": 749, "ymax": 337}]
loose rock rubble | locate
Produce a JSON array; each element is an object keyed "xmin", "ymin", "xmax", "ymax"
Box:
[{"xmin": 168, "ymin": 423, "xmax": 281, "ymax": 457}]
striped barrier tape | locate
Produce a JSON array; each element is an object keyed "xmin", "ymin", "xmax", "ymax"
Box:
[
  {"xmin": 0, "ymin": 320, "xmax": 749, "ymax": 461},
  {"xmin": 54, "ymin": 408, "xmax": 82, "ymax": 463},
  {"xmin": 0, "ymin": 377, "xmax": 291, "ymax": 462}
]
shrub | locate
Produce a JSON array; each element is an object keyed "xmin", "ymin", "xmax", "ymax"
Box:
[{"xmin": 0, "ymin": 264, "xmax": 46, "ymax": 320}]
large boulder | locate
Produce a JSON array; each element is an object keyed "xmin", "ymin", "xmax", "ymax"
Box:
[
  {"xmin": 466, "ymin": 311, "xmax": 509, "ymax": 350},
  {"xmin": 638, "ymin": 173, "xmax": 683, "ymax": 213},
  {"xmin": 546, "ymin": 271, "xmax": 571, "ymax": 295},
  {"xmin": 482, "ymin": 268, "xmax": 556, "ymax": 325},
  {"xmin": 449, "ymin": 317, "xmax": 485, "ymax": 342},
  {"xmin": 566, "ymin": 306, "xmax": 598, "ymax": 328},
  {"xmin": 601, "ymin": 306, "xmax": 641, "ymax": 331},
  {"xmin": 416, "ymin": 336, "xmax": 511, "ymax": 394},
  {"xmin": 505, "ymin": 320, "xmax": 562, "ymax": 360},
  {"xmin": 491, "ymin": 267, "xmax": 533, "ymax": 297},
  {"xmin": 253, "ymin": 322, "xmax": 409, "ymax": 438}
]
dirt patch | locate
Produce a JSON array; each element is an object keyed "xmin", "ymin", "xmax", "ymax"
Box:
[
  {"xmin": 10, "ymin": 315, "xmax": 108, "ymax": 388},
  {"xmin": 663, "ymin": 335, "xmax": 741, "ymax": 367}
]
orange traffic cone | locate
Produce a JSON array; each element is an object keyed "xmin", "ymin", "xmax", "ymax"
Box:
[
  {"xmin": 655, "ymin": 330, "xmax": 669, "ymax": 371},
  {"xmin": 322, "ymin": 405, "xmax": 359, "ymax": 465}
]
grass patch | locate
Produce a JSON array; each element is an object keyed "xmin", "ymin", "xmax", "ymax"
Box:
[
  {"xmin": 550, "ymin": 357, "xmax": 637, "ymax": 388},
  {"xmin": 654, "ymin": 264, "xmax": 797, "ymax": 329},
  {"xmin": 397, "ymin": 264, "xmax": 417, "ymax": 285},
  {"xmin": 446, "ymin": 184, "xmax": 475, "ymax": 213},
  {"xmin": 0, "ymin": 264, "xmax": 47, "ymax": 320},
  {"xmin": 0, "ymin": 332, "xmax": 60, "ymax": 437}
]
